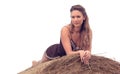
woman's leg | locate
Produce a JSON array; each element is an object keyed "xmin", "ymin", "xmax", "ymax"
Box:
[
  {"xmin": 40, "ymin": 52, "xmax": 50, "ymax": 63},
  {"xmin": 32, "ymin": 52, "xmax": 50, "ymax": 66}
]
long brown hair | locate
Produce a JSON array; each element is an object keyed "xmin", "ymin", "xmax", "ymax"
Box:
[{"xmin": 70, "ymin": 4, "xmax": 92, "ymax": 50}]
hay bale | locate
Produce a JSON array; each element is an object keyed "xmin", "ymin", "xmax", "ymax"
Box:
[{"xmin": 18, "ymin": 54, "xmax": 120, "ymax": 74}]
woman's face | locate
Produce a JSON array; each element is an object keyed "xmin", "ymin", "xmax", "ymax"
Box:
[{"xmin": 71, "ymin": 10, "xmax": 85, "ymax": 27}]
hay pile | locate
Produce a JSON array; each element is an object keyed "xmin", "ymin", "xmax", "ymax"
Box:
[{"xmin": 18, "ymin": 54, "xmax": 120, "ymax": 74}]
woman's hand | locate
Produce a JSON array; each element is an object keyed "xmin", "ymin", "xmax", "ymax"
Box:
[
  {"xmin": 79, "ymin": 50, "xmax": 85, "ymax": 62},
  {"xmin": 83, "ymin": 50, "xmax": 91, "ymax": 64},
  {"xmin": 79, "ymin": 50, "xmax": 91, "ymax": 64}
]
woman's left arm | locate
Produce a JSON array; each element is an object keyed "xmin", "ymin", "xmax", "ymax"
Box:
[
  {"xmin": 88, "ymin": 29, "xmax": 92, "ymax": 52},
  {"xmin": 83, "ymin": 29, "xmax": 92, "ymax": 64}
]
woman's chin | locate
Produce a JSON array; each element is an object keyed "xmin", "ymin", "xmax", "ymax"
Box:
[{"xmin": 74, "ymin": 24, "xmax": 81, "ymax": 27}]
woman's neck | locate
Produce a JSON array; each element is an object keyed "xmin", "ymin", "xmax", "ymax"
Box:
[{"xmin": 73, "ymin": 27, "xmax": 80, "ymax": 33}]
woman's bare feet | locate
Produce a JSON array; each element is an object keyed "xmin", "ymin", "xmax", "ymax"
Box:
[{"xmin": 32, "ymin": 60, "xmax": 38, "ymax": 67}]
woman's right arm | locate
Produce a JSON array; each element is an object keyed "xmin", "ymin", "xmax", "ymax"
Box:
[
  {"xmin": 61, "ymin": 26, "xmax": 86, "ymax": 63},
  {"xmin": 60, "ymin": 26, "xmax": 80, "ymax": 55}
]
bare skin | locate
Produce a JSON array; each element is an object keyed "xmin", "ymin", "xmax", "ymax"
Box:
[
  {"xmin": 32, "ymin": 9, "xmax": 92, "ymax": 66},
  {"xmin": 32, "ymin": 52, "xmax": 50, "ymax": 66},
  {"xmin": 61, "ymin": 10, "xmax": 91, "ymax": 64}
]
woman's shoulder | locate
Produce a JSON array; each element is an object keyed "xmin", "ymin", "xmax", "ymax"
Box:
[
  {"xmin": 60, "ymin": 24, "xmax": 71, "ymax": 38},
  {"xmin": 61, "ymin": 24, "xmax": 71, "ymax": 34},
  {"xmin": 61, "ymin": 24, "xmax": 71, "ymax": 31}
]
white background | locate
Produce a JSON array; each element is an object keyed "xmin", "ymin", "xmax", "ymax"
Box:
[{"xmin": 0, "ymin": 0, "xmax": 120, "ymax": 74}]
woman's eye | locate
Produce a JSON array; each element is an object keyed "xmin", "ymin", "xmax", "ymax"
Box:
[
  {"xmin": 71, "ymin": 16, "xmax": 75, "ymax": 18},
  {"xmin": 71, "ymin": 16, "xmax": 81, "ymax": 19},
  {"xmin": 77, "ymin": 16, "xmax": 81, "ymax": 18}
]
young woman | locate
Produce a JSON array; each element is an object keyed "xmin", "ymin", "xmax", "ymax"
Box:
[{"xmin": 32, "ymin": 4, "xmax": 92, "ymax": 66}]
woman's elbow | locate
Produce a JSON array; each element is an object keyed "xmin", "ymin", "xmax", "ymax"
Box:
[
  {"xmin": 66, "ymin": 51, "xmax": 73, "ymax": 55},
  {"xmin": 66, "ymin": 51, "xmax": 79, "ymax": 55}
]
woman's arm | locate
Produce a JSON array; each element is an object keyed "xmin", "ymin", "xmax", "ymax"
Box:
[
  {"xmin": 61, "ymin": 26, "xmax": 85, "ymax": 61},
  {"xmin": 87, "ymin": 29, "xmax": 92, "ymax": 52},
  {"xmin": 60, "ymin": 26, "xmax": 80, "ymax": 55},
  {"xmin": 83, "ymin": 29, "xmax": 92, "ymax": 64}
]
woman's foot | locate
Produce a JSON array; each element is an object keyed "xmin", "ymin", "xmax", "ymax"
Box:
[{"xmin": 32, "ymin": 60, "xmax": 38, "ymax": 67}]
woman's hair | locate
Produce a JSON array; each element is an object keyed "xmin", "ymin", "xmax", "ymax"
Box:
[{"xmin": 70, "ymin": 4, "xmax": 92, "ymax": 50}]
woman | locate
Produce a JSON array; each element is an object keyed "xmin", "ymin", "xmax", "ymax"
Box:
[{"xmin": 32, "ymin": 4, "xmax": 92, "ymax": 66}]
